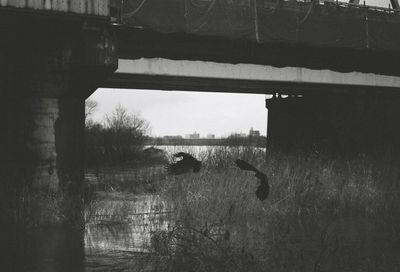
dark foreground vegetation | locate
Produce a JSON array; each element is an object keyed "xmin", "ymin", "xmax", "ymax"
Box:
[
  {"xmin": 86, "ymin": 146, "xmax": 400, "ymax": 272},
  {"xmin": 149, "ymin": 149, "xmax": 400, "ymax": 272}
]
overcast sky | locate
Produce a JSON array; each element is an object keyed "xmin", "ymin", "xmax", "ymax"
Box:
[
  {"xmin": 88, "ymin": 0, "xmax": 390, "ymax": 138},
  {"xmin": 366, "ymin": 0, "xmax": 391, "ymax": 7},
  {"xmin": 89, "ymin": 89, "xmax": 268, "ymax": 138}
]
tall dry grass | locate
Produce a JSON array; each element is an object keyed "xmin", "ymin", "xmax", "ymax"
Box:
[{"xmin": 154, "ymin": 148, "xmax": 400, "ymax": 272}]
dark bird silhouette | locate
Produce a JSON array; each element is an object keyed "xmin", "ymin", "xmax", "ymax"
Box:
[
  {"xmin": 235, "ymin": 159, "xmax": 269, "ymax": 201},
  {"xmin": 165, "ymin": 152, "xmax": 202, "ymax": 175}
]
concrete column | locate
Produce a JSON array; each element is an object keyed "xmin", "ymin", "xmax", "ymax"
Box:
[
  {"xmin": 266, "ymin": 94, "xmax": 400, "ymax": 156},
  {"xmin": 391, "ymin": 0, "xmax": 400, "ymax": 9},
  {"xmin": 0, "ymin": 18, "xmax": 117, "ymax": 271},
  {"xmin": 0, "ymin": 57, "xmax": 84, "ymax": 272}
]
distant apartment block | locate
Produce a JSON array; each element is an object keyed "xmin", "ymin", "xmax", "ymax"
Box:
[
  {"xmin": 249, "ymin": 127, "xmax": 260, "ymax": 137},
  {"xmin": 185, "ymin": 132, "xmax": 200, "ymax": 139},
  {"xmin": 230, "ymin": 133, "xmax": 247, "ymax": 138},
  {"xmin": 206, "ymin": 134, "xmax": 215, "ymax": 139}
]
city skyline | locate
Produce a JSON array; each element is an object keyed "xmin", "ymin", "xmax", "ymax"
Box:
[{"xmin": 158, "ymin": 127, "xmax": 261, "ymax": 139}]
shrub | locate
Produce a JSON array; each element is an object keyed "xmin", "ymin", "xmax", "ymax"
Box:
[{"xmin": 85, "ymin": 104, "xmax": 150, "ymax": 167}]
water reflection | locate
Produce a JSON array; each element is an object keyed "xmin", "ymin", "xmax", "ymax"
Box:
[{"xmin": 84, "ymin": 194, "xmax": 173, "ymax": 272}]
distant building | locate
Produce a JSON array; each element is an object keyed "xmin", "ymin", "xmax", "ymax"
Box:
[
  {"xmin": 230, "ymin": 133, "xmax": 247, "ymax": 138},
  {"xmin": 249, "ymin": 127, "xmax": 260, "ymax": 137},
  {"xmin": 163, "ymin": 135, "xmax": 183, "ymax": 140},
  {"xmin": 206, "ymin": 134, "xmax": 215, "ymax": 139},
  {"xmin": 185, "ymin": 132, "xmax": 200, "ymax": 139}
]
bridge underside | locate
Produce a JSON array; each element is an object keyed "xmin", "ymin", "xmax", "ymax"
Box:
[
  {"xmin": 114, "ymin": 25, "xmax": 400, "ymax": 77},
  {"xmin": 112, "ymin": 1, "xmax": 400, "ymax": 156},
  {"xmin": 105, "ymin": 57, "xmax": 400, "ymax": 156},
  {"xmin": 106, "ymin": 58, "xmax": 400, "ymax": 94},
  {"xmin": 114, "ymin": 0, "xmax": 400, "ymax": 78},
  {"xmin": 112, "ymin": 1, "xmax": 400, "ymax": 157}
]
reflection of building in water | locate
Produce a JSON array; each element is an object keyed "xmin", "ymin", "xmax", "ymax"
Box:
[
  {"xmin": 185, "ymin": 132, "xmax": 200, "ymax": 139},
  {"xmin": 249, "ymin": 127, "xmax": 260, "ymax": 137}
]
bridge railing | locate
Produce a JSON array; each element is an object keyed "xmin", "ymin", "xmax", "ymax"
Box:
[
  {"xmin": 261, "ymin": 0, "xmax": 399, "ymax": 14},
  {"xmin": 0, "ymin": 0, "xmax": 109, "ymax": 16},
  {"xmin": 320, "ymin": 0, "xmax": 399, "ymax": 13}
]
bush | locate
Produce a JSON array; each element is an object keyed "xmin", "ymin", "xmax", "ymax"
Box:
[{"xmin": 85, "ymin": 104, "xmax": 150, "ymax": 167}]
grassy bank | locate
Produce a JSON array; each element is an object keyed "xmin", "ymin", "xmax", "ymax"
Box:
[{"xmin": 153, "ymin": 148, "xmax": 400, "ymax": 272}]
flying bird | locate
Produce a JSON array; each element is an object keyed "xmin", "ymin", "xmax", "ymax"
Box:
[
  {"xmin": 235, "ymin": 159, "xmax": 269, "ymax": 201},
  {"xmin": 165, "ymin": 152, "xmax": 202, "ymax": 175}
]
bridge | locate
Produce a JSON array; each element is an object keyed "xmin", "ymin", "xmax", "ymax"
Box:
[
  {"xmin": 1, "ymin": 0, "xmax": 400, "ymax": 271},
  {"xmin": 110, "ymin": 0, "xmax": 400, "ymax": 153}
]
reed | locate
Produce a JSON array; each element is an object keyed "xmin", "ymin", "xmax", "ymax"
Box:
[{"xmin": 154, "ymin": 149, "xmax": 400, "ymax": 272}]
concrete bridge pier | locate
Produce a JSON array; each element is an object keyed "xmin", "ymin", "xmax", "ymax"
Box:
[
  {"xmin": 266, "ymin": 94, "xmax": 400, "ymax": 156},
  {"xmin": 0, "ymin": 22, "xmax": 117, "ymax": 271}
]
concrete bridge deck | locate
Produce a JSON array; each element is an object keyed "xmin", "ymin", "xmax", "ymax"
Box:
[
  {"xmin": 114, "ymin": 0, "xmax": 400, "ymax": 74},
  {"xmin": 105, "ymin": 57, "xmax": 400, "ymax": 94}
]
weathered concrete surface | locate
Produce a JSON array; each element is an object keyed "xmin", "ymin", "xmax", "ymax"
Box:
[
  {"xmin": 30, "ymin": 98, "xmax": 60, "ymax": 191},
  {"xmin": 116, "ymin": 58, "xmax": 400, "ymax": 89},
  {"xmin": 105, "ymin": 58, "xmax": 400, "ymax": 94},
  {"xmin": 0, "ymin": 15, "xmax": 117, "ymax": 271}
]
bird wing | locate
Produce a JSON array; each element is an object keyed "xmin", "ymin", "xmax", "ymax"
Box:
[
  {"xmin": 173, "ymin": 152, "xmax": 196, "ymax": 160},
  {"xmin": 192, "ymin": 161, "xmax": 202, "ymax": 173},
  {"xmin": 167, "ymin": 152, "xmax": 202, "ymax": 174},
  {"xmin": 235, "ymin": 159, "xmax": 260, "ymax": 173},
  {"xmin": 255, "ymin": 171, "xmax": 269, "ymax": 201},
  {"xmin": 165, "ymin": 161, "xmax": 191, "ymax": 175},
  {"xmin": 236, "ymin": 159, "xmax": 269, "ymax": 201},
  {"xmin": 173, "ymin": 152, "xmax": 190, "ymax": 158},
  {"xmin": 174, "ymin": 152, "xmax": 201, "ymax": 164},
  {"xmin": 255, "ymin": 182, "xmax": 269, "ymax": 201}
]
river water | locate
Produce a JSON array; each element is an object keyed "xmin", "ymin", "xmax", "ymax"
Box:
[
  {"xmin": 84, "ymin": 145, "xmax": 266, "ymax": 271},
  {"xmin": 148, "ymin": 145, "xmax": 265, "ymax": 157},
  {"xmin": 84, "ymin": 193, "xmax": 174, "ymax": 272},
  {"xmin": 83, "ymin": 146, "xmax": 210, "ymax": 271}
]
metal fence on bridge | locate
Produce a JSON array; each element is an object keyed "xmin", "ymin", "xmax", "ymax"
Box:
[
  {"xmin": 109, "ymin": 0, "xmax": 400, "ymax": 53},
  {"xmin": 0, "ymin": 0, "xmax": 109, "ymax": 16}
]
